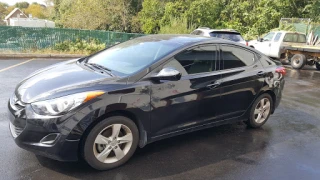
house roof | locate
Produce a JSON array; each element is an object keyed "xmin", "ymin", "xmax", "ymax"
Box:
[{"xmin": 4, "ymin": 8, "xmax": 28, "ymax": 20}]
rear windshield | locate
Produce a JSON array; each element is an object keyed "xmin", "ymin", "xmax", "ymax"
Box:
[
  {"xmin": 283, "ymin": 33, "xmax": 306, "ymax": 43},
  {"xmin": 209, "ymin": 32, "xmax": 244, "ymax": 42}
]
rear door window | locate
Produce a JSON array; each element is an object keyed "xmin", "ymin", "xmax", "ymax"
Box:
[
  {"xmin": 168, "ymin": 45, "xmax": 218, "ymax": 75},
  {"xmin": 220, "ymin": 45, "xmax": 255, "ymax": 70}
]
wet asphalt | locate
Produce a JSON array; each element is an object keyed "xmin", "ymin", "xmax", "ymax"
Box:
[{"xmin": 0, "ymin": 59, "xmax": 320, "ymax": 180}]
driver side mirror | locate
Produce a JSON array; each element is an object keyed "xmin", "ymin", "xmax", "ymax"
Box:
[{"xmin": 151, "ymin": 67, "xmax": 181, "ymax": 81}]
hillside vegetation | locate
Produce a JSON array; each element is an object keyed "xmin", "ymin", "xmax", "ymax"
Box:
[{"xmin": 1, "ymin": 0, "xmax": 319, "ymax": 39}]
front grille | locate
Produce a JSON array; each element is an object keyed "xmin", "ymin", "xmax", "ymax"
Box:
[{"xmin": 9, "ymin": 122, "xmax": 24, "ymax": 138}]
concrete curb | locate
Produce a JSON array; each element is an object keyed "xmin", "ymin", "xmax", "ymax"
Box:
[{"xmin": 0, "ymin": 53, "xmax": 85, "ymax": 59}]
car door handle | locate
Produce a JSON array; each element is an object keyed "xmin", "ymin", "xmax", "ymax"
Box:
[
  {"xmin": 207, "ymin": 81, "xmax": 221, "ymax": 89},
  {"xmin": 257, "ymin": 71, "xmax": 266, "ymax": 77}
]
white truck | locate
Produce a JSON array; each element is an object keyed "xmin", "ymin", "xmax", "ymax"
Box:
[
  {"xmin": 249, "ymin": 31, "xmax": 320, "ymax": 70},
  {"xmin": 248, "ymin": 31, "xmax": 307, "ymax": 59}
]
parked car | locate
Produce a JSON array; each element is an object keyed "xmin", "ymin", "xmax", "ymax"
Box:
[
  {"xmin": 248, "ymin": 31, "xmax": 307, "ymax": 59},
  {"xmin": 191, "ymin": 27, "xmax": 248, "ymax": 46},
  {"xmin": 8, "ymin": 35, "xmax": 285, "ymax": 170}
]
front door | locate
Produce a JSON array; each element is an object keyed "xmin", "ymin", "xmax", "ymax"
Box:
[
  {"xmin": 149, "ymin": 44, "xmax": 222, "ymax": 137},
  {"xmin": 258, "ymin": 32, "xmax": 275, "ymax": 56},
  {"xmin": 217, "ymin": 45, "xmax": 265, "ymax": 119},
  {"xmin": 269, "ymin": 32, "xmax": 283, "ymax": 58}
]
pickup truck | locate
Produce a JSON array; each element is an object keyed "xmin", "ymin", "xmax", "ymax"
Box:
[{"xmin": 248, "ymin": 31, "xmax": 307, "ymax": 59}]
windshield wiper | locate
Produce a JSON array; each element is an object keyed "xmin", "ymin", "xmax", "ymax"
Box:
[{"xmin": 85, "ymin": 63, "xmax": 115, "ymax": 77}]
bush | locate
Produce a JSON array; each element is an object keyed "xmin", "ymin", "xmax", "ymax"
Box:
[
  {"xmin": 159, "ymin": 16, "xmax": 196, "ymax": 34},
  {"xmin": 54, "ymin": 39, "xmax": 105, "ymax": 54}
]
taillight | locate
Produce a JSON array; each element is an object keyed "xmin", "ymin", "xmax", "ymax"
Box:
[
  {"xmin": 276, "ymin": 67, "xmax": 286, "ymax": 76},
  {"xmin": 246, "ymin": 41, "xmax": 248, "ymax": 46}
]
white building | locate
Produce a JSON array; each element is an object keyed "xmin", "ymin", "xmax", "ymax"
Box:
[
  {"xmin": 4, "ymin": 8, "xmax": 28, "ymax": 26},
  {"xmin": 9, "ymin": 18, "xmax": 55, "ymax": 28},
  {"xmin": 4, "ymin": 8, "xmax": 55, "ymax": 28}
]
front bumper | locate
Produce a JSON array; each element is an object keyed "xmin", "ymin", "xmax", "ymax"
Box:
[{"xmin": 8, "ymin": 101, "xmax": 80, "ymax": 161}]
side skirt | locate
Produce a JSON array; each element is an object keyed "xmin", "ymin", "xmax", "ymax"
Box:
[{"xmin": 147, "ymin": 116, "xmax": 247, "ymax": 144}]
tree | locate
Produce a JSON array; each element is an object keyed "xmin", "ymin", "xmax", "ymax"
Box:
[
  {"xmin": 6, "ymin": 6, "xmax": 15, "ymax": 15},
  {"xmin": 15, "ymin": 2, "xmax": 30, "ymax": 9},
  {"xmin": 48, "ymin": 0, "xmax": 320, "ymax": 36},
  {"xmin": 138, "ymin": 0, "xmax": 170, "ymax": 33},
  {"xmin": 303, "ymin": 0, "xmax": 320, "ymax": 21},
  {"xmin": 25, "ymin": 4, "xmax": 47, "ymax": 19},
  {"xmin": 0, "ymin": 2, "xmax": 8, "ymax": 20},
  {"xmin": 58, "ymin": 0, "xmax": 112, "ymax": 30}
]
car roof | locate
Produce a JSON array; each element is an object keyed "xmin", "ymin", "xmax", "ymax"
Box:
[
  {"xmin": 135, "ymin": 34, "xmax": 236, "ymax": 47},
  {"xmin": 134, "ymin": 34, "xmax": 262, "ymax": 58},
  {"xmin": 195, "ymin": 28, "xmax": 241, "ymax": 34}
]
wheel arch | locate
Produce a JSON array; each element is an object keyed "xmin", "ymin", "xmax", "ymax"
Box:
[
  {"xmin": 78, "ymin": 109, "xmax": 148, "ymax": 158},
  {"xmin": 258, "ymin": 90, "xmax": 276, "ymax": 114}
]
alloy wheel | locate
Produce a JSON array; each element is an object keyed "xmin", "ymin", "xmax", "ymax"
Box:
[
  {"xmin": 93, "ymin": 124, "xmax": 133, "ymax": 164},
  {"xmin": 254, "ymin": 98, "xmax": 271, "ymax": 124}
]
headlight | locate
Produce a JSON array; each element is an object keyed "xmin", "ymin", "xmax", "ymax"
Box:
[{"xmin": 31, "ymin": 91, "xmax": 104, "ymax": 116}]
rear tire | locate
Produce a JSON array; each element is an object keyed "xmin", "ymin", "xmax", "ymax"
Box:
[
  {"xmin": 246, "ymin": 94, "xmax": 273, "ymax": 128},
  {"xmin": 291, "ymin": 54, "xmax": 306, "ymax": 69},
  {"xmin": 316, "ymin": 62, "xmax": 320, "ymax": 71},
  {"xmin": 82, "ymin": 116, "xmax": 139, "ymax": 170}
]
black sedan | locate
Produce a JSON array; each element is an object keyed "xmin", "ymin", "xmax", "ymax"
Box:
[{"xmin": 8, "ymin": 35, "xmax": 285, "ymax": 170}]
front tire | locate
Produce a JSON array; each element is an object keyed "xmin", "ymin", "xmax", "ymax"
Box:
[
  {"xmin": 82, "ymin": 116, "xmax": 139, "ymax": 170},
  {"xmin": 291, "ymin": 54, "xmax": 306, "ymax": 69},
  {"xmin": 246, "ymin": 94, "xmax": 273, "ymax": 128}
]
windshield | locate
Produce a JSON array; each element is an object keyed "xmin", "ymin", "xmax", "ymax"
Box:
[
  {"xmin": 86, "ymin": 38, "xmax": 181, "ymax": 76},
  {"xmin": 209, "ymin": 32, "xmax": 244, "ymax": 42}
]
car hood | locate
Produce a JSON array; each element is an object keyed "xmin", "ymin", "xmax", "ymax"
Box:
[{"xmin": 15, "ymin": 59, "xmax": 119, "ymax": 103}]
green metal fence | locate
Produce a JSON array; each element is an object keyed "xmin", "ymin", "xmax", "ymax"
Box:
[
  {"xmin": 279, "ymin": 18, "xmax": 320, "ymax": 37},
  {"xmin": 0, "ymin": 26, "xmax": 144, "ymax": 51}
]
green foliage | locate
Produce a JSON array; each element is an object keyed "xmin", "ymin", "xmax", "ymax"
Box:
[
  {"xmin": 185, "ymin": 0, "xmax": 222, "ymax": 28},
  {"xmin": 54, "ymin": 39, "xmax": 105, "ymax": 54},
  {"xmin": 15, "ymin": 2, "xmax": 30, "ymax": 9},
  {"xmin": 45, "ymin": 0, "xmax": 320, "ymax": 38},
  {"xmin": 159, "ymin": 16, "xmax": 196, "ymax": 34},
  {"xmin": 136, "ymin": 0, "xmax": 320, "ymax": 39},
  {"xmin": 303, "ymin": 0, "xmax": 320, "ymax": 22},
  {"xmin": 53, "ymin": 0, "xmax": 140, "ymax": 32},
  {"xmin": 0, "ymin": 2, "xmax": 8, "ymax": 20},
  {"xmin": 138, "ymin": 0, "xmax": 167, "ymax": 33}
]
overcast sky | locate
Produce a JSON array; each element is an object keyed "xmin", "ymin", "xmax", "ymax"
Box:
[{"xmin": 0, "ymin": 0, "xmax": 46, "ymax": 6}]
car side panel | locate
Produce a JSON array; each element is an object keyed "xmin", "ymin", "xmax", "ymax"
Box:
[
  {"xmin": 67, "ymin": 81, "xmax": 151, "ymax": 147},
  {"xmin": 217, "ymin": 62, "xmax": 265, "ymax": 119}
]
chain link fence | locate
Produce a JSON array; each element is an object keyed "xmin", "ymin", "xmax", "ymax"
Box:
[
  {"xmin": 279, "ymin": 18, "xmax": 320, "ymax": 37},
  {"xmin": 0, "ymin": 26, "xmax": 144, "ymax": 52}
]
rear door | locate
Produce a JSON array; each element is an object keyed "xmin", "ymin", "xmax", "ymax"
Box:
[
  {"xmin": 217, "ymin": 45, "xmax": 265, "ymax": 119},
  {"xmin": 150, "ymin": 44, "xmax": 222, "ymax": 137}
]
